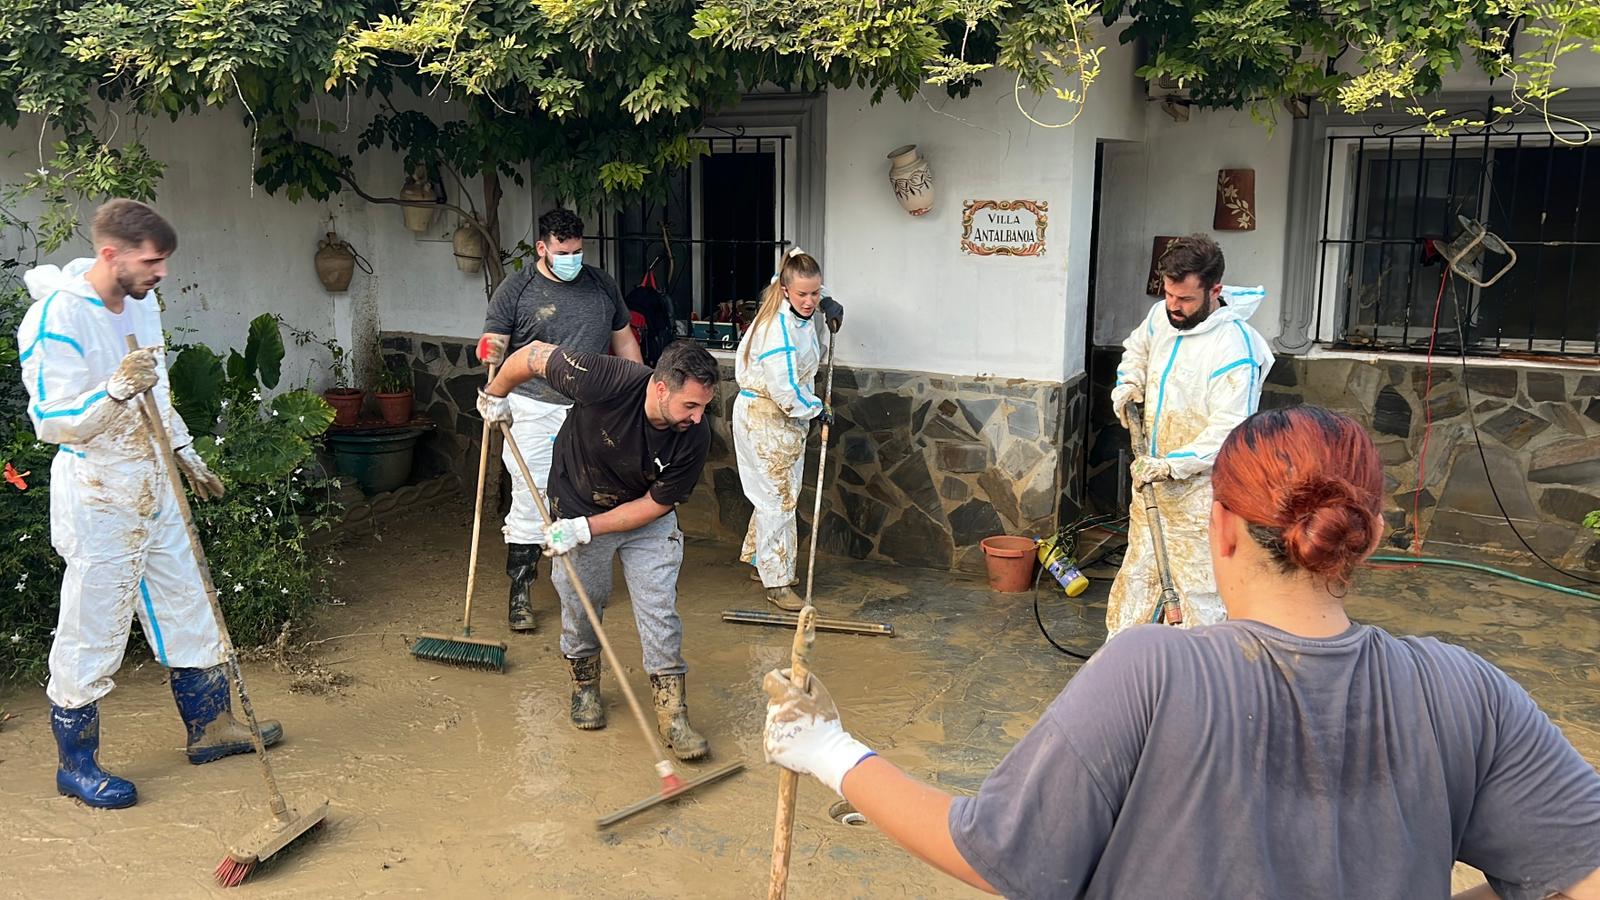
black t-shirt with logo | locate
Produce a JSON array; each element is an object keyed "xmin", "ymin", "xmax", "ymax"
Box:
[{"xmin": 544, "ymin": 349, "xmax": 710, "ymax": 520}]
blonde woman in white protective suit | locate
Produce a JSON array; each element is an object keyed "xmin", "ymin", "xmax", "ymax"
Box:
[{"xmin": 733, "ymin": 248, "xmax": 843, "ymax": 611}]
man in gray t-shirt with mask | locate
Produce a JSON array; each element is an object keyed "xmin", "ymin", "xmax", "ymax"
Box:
[{"xmin": 479, "ymin": 207, "xmax": 640, "ymax": 632}]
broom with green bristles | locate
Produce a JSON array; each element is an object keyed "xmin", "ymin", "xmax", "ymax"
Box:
[{"xmin": 411, "ymin": 352, "xmax": 508, "ymax": 671}]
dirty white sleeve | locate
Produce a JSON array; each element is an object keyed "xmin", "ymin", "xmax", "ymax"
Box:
[
  {"xmin": 19, "ymin": 310, "xmax": 125, "ymax": 445},
  {"xmin": 1162, "ymin": 365, "xmax": 1255, "ymax": 482},
  {"xmin": 1117, "ymin": 307, "xmax": 1156, "ymax": 390},
  {"xmin": 754, "ymin": 319, "xmax": 822, "ymax": 420}
]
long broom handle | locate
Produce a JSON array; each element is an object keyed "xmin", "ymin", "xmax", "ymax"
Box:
[
  {"xmin": 769, "ymin": 327, "xmax": 836, "ymax": 900},
  {"xmin": 498, "ymin": 424, "xmax": 677, "ymax": 777},
  {"xmin": 460, "ymin": 362, "xmax": 497, "ymax": 635},
  {"xmin": 1126, "ymin": 404, "xmax": 1183, "ymax": 625},
  {"xmin": 767, "ymin": 607, "xmax": 817, "ymax": 900},
  {"xmin": 124, "ymin": 336, "xmax": 291, "ymax": 822},
  {"xmin": 801, "ymin": 329, "xmax": 837, "ymax": 605}
]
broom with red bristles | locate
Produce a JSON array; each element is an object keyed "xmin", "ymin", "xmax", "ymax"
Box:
[{"xmin": 126, "ymin": 336, "xmax": 329, "ymax": 886}]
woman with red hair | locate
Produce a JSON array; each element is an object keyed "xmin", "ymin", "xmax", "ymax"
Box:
[{"xmin": 762, "ymin": 405, "xmax": 1600, "ymax": 899}]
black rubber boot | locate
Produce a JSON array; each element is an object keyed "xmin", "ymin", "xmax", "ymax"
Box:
[
  {"xmin": 650, "ymin": 673, "xmax": 709, "ymax": 761},
  {"xmin": 507, "ymin": 543, "xmax": 541, "ymax": 632},
  {"xmin": 568, "ymin": 655, "xmax": 605, "ymax": 730}
]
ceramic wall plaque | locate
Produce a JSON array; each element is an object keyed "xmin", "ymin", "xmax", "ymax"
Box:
[{"xmin": 960, "ymin": 200, "xmax": 1048, "ymax": 256}]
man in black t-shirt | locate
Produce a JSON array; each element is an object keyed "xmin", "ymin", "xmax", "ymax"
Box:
[{"xmin": 478, "ymin": 340, "xmax": 718, "ymax": 760}]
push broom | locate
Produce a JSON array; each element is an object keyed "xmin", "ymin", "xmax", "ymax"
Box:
[
  {"xmin": 499, "ymin": 425, "xmax": 745, "ymax": 828},
  {"xmin": 410, "ymin": 355, "xmax": 509, "ymax": 671},
  {"xmin": 125, "ymin": 337, "xmax": 328, "ymax": 887}
]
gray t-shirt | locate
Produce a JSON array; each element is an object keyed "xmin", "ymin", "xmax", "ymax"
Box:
[
  {"xmin": 483, "ymin": 262, "xmax": 631, "ymax": 404},
  {"xmin": 949, "ymin": 620, "xmax": 1600, "ymax": 900}
]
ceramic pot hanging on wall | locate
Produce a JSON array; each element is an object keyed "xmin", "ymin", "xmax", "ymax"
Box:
[
  {"xmin": 314, "ymin": 231, "xmax": 357, "ymax": 292},
  {"xmin": 400, "ymin": 170, "xmax": 436, "ymax": 233},
  {"xmin": 886, "ymin": 144, "xmax": 934, "ymax": 217},
  {"xmin": 1213, "ymin": 169, "xmax": 1256, "ymax": 231},
  {"xmin": 453, "ymin": 220, "xmax": 485, "ymax": 273}
]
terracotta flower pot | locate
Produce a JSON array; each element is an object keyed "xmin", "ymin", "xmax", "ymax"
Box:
[
  {"xmin": 980, "ymin": 535, "xmax": 1038, "ymax": 593},
  {"xmin": 400, "ymin": 172, "xmax": 436, "ymax": 233},
  {"xmin": 453, "ymin": 221, "xmax": 484, "ymax": 273},
  {"xmin": 323, "ymin": 388, "xmax": 365, "ymax": 426},
  {"xmin": 886, "ymin": 144, "xmax": 934, "ymax": 217},
  {"xmin": 375, "ymin": 390, "xmax": 414, "ymax": 426}
]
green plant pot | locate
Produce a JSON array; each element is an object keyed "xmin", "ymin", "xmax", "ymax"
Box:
[{"xmin": 325, "ymin": 429, "xmax": 423, "ymax": 496}]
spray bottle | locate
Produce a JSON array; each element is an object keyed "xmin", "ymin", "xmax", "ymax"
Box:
[{"xmin": 1036, "ymin": 534, "xmax": 1089, "ymax": 597}]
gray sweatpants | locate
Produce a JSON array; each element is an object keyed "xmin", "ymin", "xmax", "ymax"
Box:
[{"xmin": 551, "ymin": 511, "xmax": 686, "ymax": 675}]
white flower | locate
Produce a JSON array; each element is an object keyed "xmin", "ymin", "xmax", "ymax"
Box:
[
  {"xmin": 220, "ymin": 399, "xmax": 230, "ymax": 409},
  {"xmin": 215, "ymin": 437, "xmax": 225, "ymax": 446},
  {"xmin": 298, "ymin": 415, "xmax": 305, "ymax": 423},
  {"xmin": 232, "ymin": 584, "xmax": 245, "ymax": 593},
  {"xmin": 270, "ymin": 409, "xmax": 280, "ymax": 417},
  {"xmin": 294, "ymin": 468, "xmax": 303, "ymax": 475},
  {"xmin": 280, "ymin": 587, "xmax": 289, "ymax": 595},
  {"xmin": 14, "ymin": 582, "xmax": 24, "ymax": 592},
  {"xmin": 268, "ymin": 488, "xmax": 277, "ymax": 496},
  {"xmin": 251, "ymin": 390, "xmax": 262, "ymax": 401},
  {"xmin": 19, "ymin": 533, "xmax": 29, "ymax": 542},
  {"xmin": 35, "ymin": 167, "xmax": 48, "ymax": 177},
  {"xmin": 9, "ymin": 633, "xmax": 20, "ymax": 643},
  {"xmin": 265, "ymin": 508, "xmax": 274, "ymax": 518}
]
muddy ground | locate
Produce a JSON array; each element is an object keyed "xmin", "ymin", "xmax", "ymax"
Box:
[{"xmin": 1, "ymin": 501, "xmax": 1597, "ymax": 898}]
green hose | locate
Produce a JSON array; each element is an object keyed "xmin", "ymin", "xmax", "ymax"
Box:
[{"xmin": 1368, "ymin": 555, "xmax": 1600, "ymax": 603}]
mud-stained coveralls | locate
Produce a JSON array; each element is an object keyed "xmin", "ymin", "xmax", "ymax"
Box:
[
  {"xmin": 734, "ymin": 303, "xmax": 823, "ymax": 589},
  {"xmin": 20, "ymin": 259, "xmax": 225, "ymax": 709},
  {"xmin": 1106, "ymin": 286, "xmax": 1274, "ymax": 635}
]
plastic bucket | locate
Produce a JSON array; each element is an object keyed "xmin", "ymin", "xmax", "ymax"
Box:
[
  {"xmin": 980, "ymin": 536, "xmax": 1038, "ymax": 593},
  {"xmin": 326, "ymin": 430, "xmax": 422, "ymax": 496}
]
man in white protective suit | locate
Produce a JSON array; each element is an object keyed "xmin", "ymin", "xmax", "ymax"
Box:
[
  {"xmin": 1107, "ymin": 233, "xmax": 1274, "ymax": 636},
  {"xmin": 19, "ymin": 199, "xmax": 282, "ymax": 809},
  {"xmin": 732, "ymin": 248, "xmax": 844, "ymax": 612}
]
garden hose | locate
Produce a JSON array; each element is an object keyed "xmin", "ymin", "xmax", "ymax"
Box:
[{"xmin": 1368, "ymin": 555, "xmax": 1600, "ymax": 603}]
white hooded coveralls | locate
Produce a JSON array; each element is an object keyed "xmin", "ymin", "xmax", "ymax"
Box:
[
  {"xmin": 19, "ymin": 259, "xmax": 223, "ymax": 709},
  {"xmin": 734, "ymin": 304, "xmax": 823, "ymax": 589},
  {"xmin": 1107, "ymin": 286, "xmax": 1275, "ymax": 636}
]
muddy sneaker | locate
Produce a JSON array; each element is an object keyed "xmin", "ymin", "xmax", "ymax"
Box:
[
  {"xmin": 765, "ymin": 587, "xmax": 806, "ymax": 612},
  {"xmin": 567, "ymin": 655, "xmax": 605, "ymax": 730},
  {"xmin": 507, "ymin": 543, "xmax": 542, "ymax": 632},
  {"xmin": 650, "ymin": 673, "xmax": 709, "ymax": 761}
]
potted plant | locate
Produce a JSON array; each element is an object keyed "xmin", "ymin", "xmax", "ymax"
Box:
[
  {"xmin": 319, "ymin": 340, "xmax": 363, "ymax": 426},
  {"xmin": 373, "ymin": 355, "xmax": 414, "ymax": 425}
]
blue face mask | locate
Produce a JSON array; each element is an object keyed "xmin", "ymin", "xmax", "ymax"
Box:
[{"xmin": 549, "ymin": 253, "xmax": 583, "ymax": 282}]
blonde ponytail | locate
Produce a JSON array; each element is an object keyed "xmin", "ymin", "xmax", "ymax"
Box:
[{"xmin": 742, "ymin": 247, "xmax": 822, "ymax": 364}]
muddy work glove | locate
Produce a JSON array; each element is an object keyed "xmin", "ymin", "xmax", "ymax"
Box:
[
  {"xmin": 107, "ymin": 347, "xmax": 160, "ymax": 402},
  {"xmin": 174, "ymin": 445, "xmax": 225, "ymax": 501},
  {"xmin": 818, "ymin": 297, "xmax": 844, "ymax": 334},
  {"xmin": 544, "ymin": 517, "xmax": 592, "ymax": 556},
  {"xmin": 476, "ymin": 389, "xmax": 512, "ymax": 424},
  {"xmin": 477, "ymin": 333, "xmax": 509, "ymax": 366},
  {"xmin": 763, "ymin": 669, "xmax": 876, "ymax": 796},
  {"xmin": 1131, "ymin": 456, "xmax": 1173, "ymax": 490},
  {"xmin": 1110, "ymin": 383, "xmax": 1143, "ymax": 433}
]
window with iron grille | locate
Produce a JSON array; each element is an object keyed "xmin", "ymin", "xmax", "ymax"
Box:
[
  {"xmin": 1317, "ymin": 127, "xmax": 1600, "ymax": 357},
  {"xmin": 586, "ymin": 128, "xmax": 794, "ymax": 351}
]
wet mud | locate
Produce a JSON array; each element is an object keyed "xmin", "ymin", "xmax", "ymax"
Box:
[{"xmin": 1, "ymin": 502, "xmax": 1595, "ymax": 897}]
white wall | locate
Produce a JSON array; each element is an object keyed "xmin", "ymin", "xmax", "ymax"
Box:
[
  {"xmin": 1092, "ymin": 105, "xmax": 1294, "ymax": 346},
  {"xmin": 1, "ymin": 93, "xmax": 531, "ymax": 393},
  {"xmin": 824, "ymin": 32, "xmax": 1144, "ymax": 384}
]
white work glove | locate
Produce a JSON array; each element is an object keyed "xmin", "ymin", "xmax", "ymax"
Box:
[
  {"xmin": 1131, "ymin": 456, "xmax": 1173, "ymax": 490},
  {"xmin": 544, "ymin": 517, "xmax": 591, "ymax": 556},
  {"xmin": 174, "ymin": 445, "xmax": 225, "ymax": 501},
  {"xmin": 1110, "ymin": 382, "xmax": 1143, "ymax": 432},
  {"xmin": 763, "ymin": 668, "xmax": 876, "ymax": 796},
  {"xmin": 477, "ymin": 333, "xmax": 508, "ymax": 366},
  {"xmin": 107, "ymin": 347, "xmax": 160, "ymax": 402},
  {"xmin": 476, "ymin": 389, "xmax": 512, "ymax": 424}
]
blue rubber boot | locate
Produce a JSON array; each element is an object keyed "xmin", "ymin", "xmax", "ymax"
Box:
[
  {"xmin": 170, "ymin": 665, "xmax": 283, "ymax": 765},
  {"xmin": 51, "ymin": 704, "xmax": 138, "ymax": 809}
]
